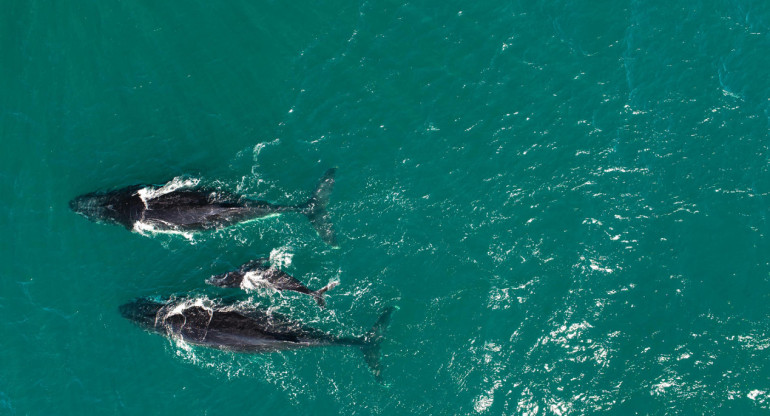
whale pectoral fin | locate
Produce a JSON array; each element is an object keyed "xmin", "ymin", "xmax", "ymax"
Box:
[
  {"xmin": 299, "ymin": 168, "xmax": 338, "ymax": 247},
  {"xmin": 312, "ymin": 281, "xmax": 339, "ymax": 309}
]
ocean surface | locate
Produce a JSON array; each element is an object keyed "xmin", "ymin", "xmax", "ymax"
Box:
[{"xmin": 2, "ymin": 0, "xmax": 769, "ymax": 414}]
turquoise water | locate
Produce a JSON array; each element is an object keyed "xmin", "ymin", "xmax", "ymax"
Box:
[{"xmin": 2, "ymin": 0, "xmax": 769, "ymax": 414}]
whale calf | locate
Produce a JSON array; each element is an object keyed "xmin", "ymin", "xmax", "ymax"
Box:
[
  {"xmin": 120, "ymin": 297, "xmax": 395, "ymax": 380},
  {"xmin": 206, "ymin": 258, "xmax": 338, "ymax": 308},
  {"xmin": 70, "ymin": 169, "xmax": 337, "ymax": 246}
]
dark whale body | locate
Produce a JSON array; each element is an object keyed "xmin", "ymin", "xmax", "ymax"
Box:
[
  {"xmin": 120, "ymin": 297, "xmax": 395, "ymax": 380},
  {"xmin": 70, "ymin": 169, "xmax": 337, "ymax": 246},
  {"xmin": 206, "ymin": 258, "xmax": 338, "ymax": 308}
]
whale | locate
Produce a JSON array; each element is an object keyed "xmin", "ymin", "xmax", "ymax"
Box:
[
  {"xmin": 206, "ymin": 258, "xmax": 338, "ymax": 308},
  {"xmin": 70, "ymin": 169, "xmax": 338, "ymax": 246},
  {"xmin": 119, "ymin": 297, "xmax": 395, "ymax": 380}
]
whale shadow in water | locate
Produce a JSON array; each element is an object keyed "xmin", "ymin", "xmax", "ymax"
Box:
[{"xmin": 70, "ymin": 169, "xmax": 338, "ymax": 246}]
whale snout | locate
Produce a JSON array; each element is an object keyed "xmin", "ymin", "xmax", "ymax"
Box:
[
  {"xmin": 206, "ymin": 272, "xmax": 241, "ymax": 288},
  {"xmin": 120, "ymin": 298, "xmax": 164, "ymax": 328},
  {"xmin": 119, "ymin": 302, "xmax": 136, "ymax": 320},
  {"xmin": 206, "ymin": 276, "xmax": 228, "ymax": 287},
  {"xmin": 69, "ymin": 196, "xmax": 91, "ymax": 214},
  {"xmin": 69, "ymin": 194, "xmax": 96, "ymax": 214},
  {"xmin": 69, "ymin": 192, "xmax": 113, "ymax": 222}
]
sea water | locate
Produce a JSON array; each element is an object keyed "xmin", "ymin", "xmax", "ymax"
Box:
[{"xmin": 1, "ymin": 0, "xmax": 769, "ymax": 414}]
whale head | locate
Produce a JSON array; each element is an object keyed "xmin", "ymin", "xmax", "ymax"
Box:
[
  {"xmin": 120, "ymin": 298, "xmax": 165, "ymax": 329},
  {"xmin": 70, "ymin": 192, "xmax": 113, "ymax": 220},
  {"xmin": 206, "ymin": 271, "xmax": 243, "ymax": 288},
  {"xmin": 70, "ymin": 186, "xmax": 144, "ymax": 228}
]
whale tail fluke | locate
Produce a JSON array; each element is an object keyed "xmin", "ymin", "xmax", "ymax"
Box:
[
  {"xmin": 299, "ymin": 168, "xmax": 337, "ymax": 247},
  {"xmin": 360, "ymin": 306, "xmax": 397, "ymax": 382},
  {"xmin": 312, "ymin": 281, "xmax": 339, "ymax": 309}
]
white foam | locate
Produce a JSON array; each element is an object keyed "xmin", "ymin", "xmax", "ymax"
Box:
[
  {"xmin": 136, "ymin": 176, "xmax": 201, "ymax": 207},
  {"xmin": 240, "ymin": 270, "xmax": 273, "ymax": 291},
  {"xmin": 170, "ymin": 297, "xmax": 212, "ymax": 316},
  {"xmin": 157, "ymin": 297, "xmax": 214, "ymax": 327},
  {"xmin": 158, "ymin": 297, "xmax": 307, "ymax": 385},
  {"xmin": 269, "ymin": 246, "xmax": 294, "ymax": 268},
  {"xmin": 238, "ymin": 213, "xmax": 281, "ymax": 224},
  {"xmin": 132, "ymin": 220, "xmax": 196, "ymax": 242},
  {"xmin": 651, "ymin": 380, "xmax": 675, "ymax": 395},
  {"xmin": 474, "ymin": 393, "xmax": 494, "ymax": 413},
  {"xmin": 156, "ymin": 298, "xmax": 215, "ymax": 358},
  {"xmin": 127, "ymin": 177, "xmax": 203, "ymax": 243},
  {"xmin": 252, "ymin": 140, "xmax": 279, "ymax": 160}
]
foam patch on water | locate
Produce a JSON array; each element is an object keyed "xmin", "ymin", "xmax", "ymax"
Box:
[
  {"xmin": 252, "ymin": 139, "xmax": 280, "ymax": 161},
  {"xmin": 269, "ymin": 246, "xmax": 294, "ymax": 268},
  {"xmin": 463, "ymin": 339, "xmax": 508, "ymax": 414},
  {"xmin": 232, "ymin": 139, "xmax": 281, "ymax": 193},
  {"xmin": 651, "ymin": 378, "xmax": 679, "ymax": 396}
]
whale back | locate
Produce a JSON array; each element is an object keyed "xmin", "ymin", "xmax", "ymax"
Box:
[
  {"xmin": 151, "ymin": 301, "xmax": 337, "ymax": 351},
  {"xmin": 141, "ymin": 190, "xmax": 256, "ymax": 230}
]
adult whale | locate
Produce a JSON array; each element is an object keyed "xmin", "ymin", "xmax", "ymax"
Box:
[
  {"xmin": 70, "ymin": 169, "xmax": 337, "ymax": 246},
  {"xmin": 206, "ymin": 257, "xmax": 338, "ymax": 308},
  {"xmin": 119, "ymin": 297, "xmax": 395, "ymax": 380}
]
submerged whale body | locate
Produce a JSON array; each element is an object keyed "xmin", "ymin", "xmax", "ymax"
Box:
[
  {"xmin": 120, "ymin": 297, "xmax": 395, "ymax": 380},
  {"xmin": 70, "ymin": 169, "xmax": 338, "ymax": 246},
  {"xmin": 206, "ymin": 258, "xmax": 338, "ymax": 308}
]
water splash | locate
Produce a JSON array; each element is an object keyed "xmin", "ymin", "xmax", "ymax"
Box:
[
  {"xmin": 132, "ymin": 220, "xmax": 196, "ymax": 242},
  {"xmin": 269, "ymin": 246, "xmax": 294, "ymax": 268},
  {"xmin": 136, "ymin": 176, "xmax": 201, "ymax": 207}
]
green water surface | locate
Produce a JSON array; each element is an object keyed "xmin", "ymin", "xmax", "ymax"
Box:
[{"xmin": 2, "ymin": 0, "xmax": 769, "ymax": 414}]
